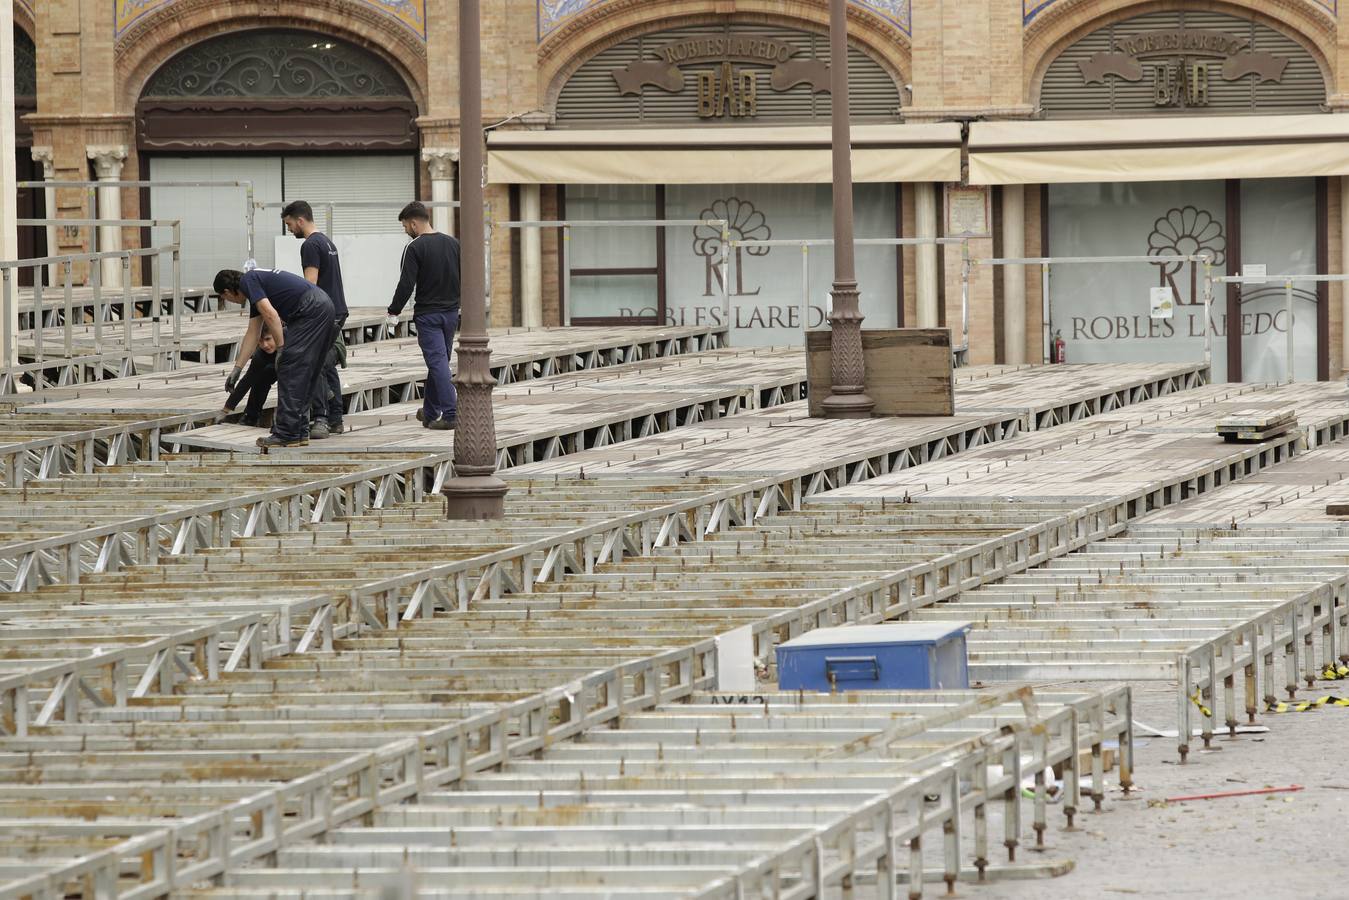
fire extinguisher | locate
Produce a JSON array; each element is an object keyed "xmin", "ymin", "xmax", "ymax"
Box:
[{"xmin": 1052, "ymin": 330, "xmax": 1066, "ymax": 364}]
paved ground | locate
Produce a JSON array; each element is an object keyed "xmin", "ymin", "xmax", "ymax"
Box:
[{"xmin": 984, "ymin": 680, "xmax": 1349, "ymax": 899}]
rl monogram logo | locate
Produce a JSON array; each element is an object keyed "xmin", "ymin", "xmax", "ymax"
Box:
[
  {"xmin": 693, "ymin": 198, "xmax": 771, "ymax": 297},
  {"xmin": 1147, "ymin": 206, "xmax": 1226, "ymax": 305}
]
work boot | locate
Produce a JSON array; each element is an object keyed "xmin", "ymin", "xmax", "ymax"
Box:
[
  {"xmin": 416, "ymin": 409, "xmax": 425, "ymax": 422},
  {"xmin": 427, "ymin": 417, "xmax": 456, "ymax": 431},
  {"xmin": 330, "ymin": 421, "xmax": 345, "ymax": 435},
  {"xmin": 310, "ymin": 420, "xmax": 331, "ymax": 440},
  {"xmin": 256, "ymin": 434, "xmax": 309, "ymax": 449}
]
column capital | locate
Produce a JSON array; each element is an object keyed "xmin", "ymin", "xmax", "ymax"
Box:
[
  {"xmin": 421, "ymin": 147, "xmax": 459, "ymax": 180},
  {"xmin": 30, "ymin": 146, "xmax": 55, "ymax": 177},
  {"xmin": 86, "ymin": 144, "xmax": 129, "ymax": 179}
]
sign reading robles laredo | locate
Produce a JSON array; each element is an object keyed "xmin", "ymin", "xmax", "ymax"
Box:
[{"xmin": 1041, "ymin": 10, "xmax": 1323, "ymax": 116}]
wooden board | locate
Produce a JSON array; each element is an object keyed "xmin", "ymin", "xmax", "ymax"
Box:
[{"xmin": 806, "ymin": 329, "xmax": 954, "ymax": 418}]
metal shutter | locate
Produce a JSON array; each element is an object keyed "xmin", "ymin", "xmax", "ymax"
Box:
[
  {"xmin": 281, "ymin": 154, "xmax": 417, "ymax": 235},
  {"xmin": 556, "ymin": 22, "xmax": 900, "ymax": 126},
  {"xmin": 148, "ymin": 155, "xmax": 284, "ymax": 288},
  {"xmin": 1040, "ymin": 11, "xmax": 1326, "ymax": 118}
]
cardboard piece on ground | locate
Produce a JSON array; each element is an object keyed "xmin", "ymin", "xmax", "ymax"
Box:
[
  {"xmin": 715, "ymin": 625, "xmax": 757, "ymax": 692},
  {"xmin": 805, "ymin": 328, "xmax": 954, "ymax": 417}
]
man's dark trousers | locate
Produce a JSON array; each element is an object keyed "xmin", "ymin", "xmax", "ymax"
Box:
[
  {"xmin": 242, "ymin": 369, "xmax": 276, "ymax": 425},
  {"xmin": 415, "ymin": 309, "xmax": 459, "ymax": 422},
  {"xmin": 310, "ymin": 315, "xmax": 347, "ymax": 426},
  {"xmin": 273, "ymin": 290, "xmax": 337, "ymax": 442}
]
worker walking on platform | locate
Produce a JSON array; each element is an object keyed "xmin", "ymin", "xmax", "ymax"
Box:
[
  {"xmin": 282, "ymin": 200, "xmax": 348, "ymax": 439},
  {"xmin": 387, "ymin": 201, "xmax": 460, "ymax": 431},
  {"xmin": 216, "ymin": 266, "xmax": 337, "ymax": 450}
]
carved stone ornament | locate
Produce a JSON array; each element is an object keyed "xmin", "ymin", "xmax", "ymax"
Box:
[
  {"xmin": 421, "ymin": 148, "xmax": 459, "ymax": 181},
  {"xmin": 86, "ymin": 145, "xmax": 130, "ymax": 179},
  {"xmin": 141, "ymin": 29, "xmax": 412, "ymax": 99}
]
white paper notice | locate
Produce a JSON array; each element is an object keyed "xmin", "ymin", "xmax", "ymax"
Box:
[{"xmin": 1149, "ymin": 286, "xmax": 1175, "ymax": 320}]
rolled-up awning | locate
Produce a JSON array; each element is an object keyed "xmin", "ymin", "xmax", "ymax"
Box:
[
  {"xmin": 969, "ymin": 114, "xmax": 1349, "ymax": 185},
  {"xmin": 487, "ymin": 123, "xmax": 963, "ymax": 185}
]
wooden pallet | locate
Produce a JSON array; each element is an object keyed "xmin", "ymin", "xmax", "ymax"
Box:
[{"xmin": 1216, "ymin": 409, "xmax": 1298, "ymax": 443}]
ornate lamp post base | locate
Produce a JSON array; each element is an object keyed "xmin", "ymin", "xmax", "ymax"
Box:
[
  {"xmin": 821, "ymin": 281, "xmax": 875, "ymax": 419},
  {"xmin": 443, "ymin": 473, "xmax": 509, "ymax": 519}
]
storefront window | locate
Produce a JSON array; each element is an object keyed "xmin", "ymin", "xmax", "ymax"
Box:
[
  {"xmin": 1238, "ymin": 178, "xmax": 1316, "ymax": 382},
  {"xmin": 1048, "ymin": 179, "xmax": 1317, "ymax": 381},
  {"xmin": 566, "ymin": 182, "xmax": 899, "ymax": 346},
  {"xmin": 1049, "ymin": 181, "xmax": 1228, "ymax": 375},
  {"xmin": 565, "ymin": 185, "xmax": 659, "ymax": 321}
]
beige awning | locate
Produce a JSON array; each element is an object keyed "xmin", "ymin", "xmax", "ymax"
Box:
[
  {"xmin": 487, "ymin": 123, "xmax": 963, "ymax": 185},
  {"xmin": 968, "ymin": 114, "xmax": 1349, "ymax": 185}
]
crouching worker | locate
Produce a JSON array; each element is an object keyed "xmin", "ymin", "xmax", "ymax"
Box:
[
  {"xmin": 214, "ymin": 267, "xmax": 337, "ymax": 449},
  {"xmin": 221, "ymin": 330, "xmax": 279, "ymax": 426}
]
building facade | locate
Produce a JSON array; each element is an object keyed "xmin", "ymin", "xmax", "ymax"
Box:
[{"xmin": 12, "ymin": 0, "xmax": 1349, "ymax": 380}]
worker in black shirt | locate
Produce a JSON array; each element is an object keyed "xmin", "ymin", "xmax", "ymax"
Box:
[
  {"xmin": 387, "ymin": 201, "xmax": 460, "ymax": 430},
  {"xmin": 283, "ymin": 200, "xmax": 348, "ymax": 439},
  {"xmin": 220, "ymin": 330, "xmax": 278, "ymax": 426},
  {"xmin": 215, "ymin": 266, "xmax": 337, "ymax": 449}
]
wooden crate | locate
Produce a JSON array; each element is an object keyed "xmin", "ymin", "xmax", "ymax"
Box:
[{"xmin": 806, "ymin": 329, "xmax": 954, "ymax": 418}]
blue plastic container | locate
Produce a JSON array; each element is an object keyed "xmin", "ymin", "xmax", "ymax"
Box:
[{"xmin": 775, "ymin": 622, "xmax": 971, "ymax": 692}]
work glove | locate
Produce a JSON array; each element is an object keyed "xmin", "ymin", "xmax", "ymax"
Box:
[
  {"xmin": 225, "ymin": 366, "xmax": 242, "ymax": 392},
  {"xmin": 384, "ymin": 314, "xmax": 400, "ymax": 333}
]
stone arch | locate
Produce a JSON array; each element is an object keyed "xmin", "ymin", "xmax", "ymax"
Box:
[
  {"xmin": 12, "ymin": 18, "xmax": 35, "ymax": 98},
  {"xmin": 1024, "ymin": 0, "xmax": 1333, "ymax": 107},
  {"xmin": 538, "ymin": 1, "xmax": 909, "ymax": 117},
  {"xmin": 12, "ymin": 1, "xmax": 35, "ymax": 41},
  {"xmin": 115, "ymin": 0, "xmax": 429, "ymax": 115}
]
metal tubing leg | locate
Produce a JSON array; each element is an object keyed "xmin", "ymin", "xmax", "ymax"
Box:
[
  {"xmin": 62, "ymin": 260, "xmax": 73, "ymax": 358},
  {"xmin": 1285, "ymin": 280, "xmax": 1295, "ymax": 384},
  {"xmin": 1041, "ymin": 264, "xmax": 1051, "ymax": 363},
  {"xmin": 32, "ymin": 275, "xmax": 44, "ymax": 363}
]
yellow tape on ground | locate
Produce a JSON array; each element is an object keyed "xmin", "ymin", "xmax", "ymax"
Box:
[{"xmin": 1267, "ymin": 695, "xmax": 1349, "ymax": 713}]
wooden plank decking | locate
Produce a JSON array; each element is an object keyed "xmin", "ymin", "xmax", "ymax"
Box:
[
  {"xmin": 17, "ymin": 307, "xmax": 411, "ymax": 364},
  {"xmin": 12, "ymin": 324, "xmax": 727, "ymax": 417}
]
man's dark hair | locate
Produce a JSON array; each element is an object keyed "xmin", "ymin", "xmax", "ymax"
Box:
[
  {"xmin": 398, "ymin": 201, "xmax": 431, "ymax": 223},
  {"xmin": 281, "ymin": 200, "xmax": 314, "ymax": 222},
  {"xmin": 213, "ymin": 269, "xmax": 243, "ymax": 296}
]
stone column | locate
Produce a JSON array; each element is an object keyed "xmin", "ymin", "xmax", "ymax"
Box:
[
  {"xmin": 1001, "ymin": 184, "xmax": 1026, "ymax": 365},
  {"xmin": 520, "ymin": 184, "xmax": 542, "ymax": 328},
  {"xmin": 87, "ymin": 144, "xmax": 128, "ymax": 287},
  {"xmin": 30, "ymin": 147, "xmax": 58, "ymax": 286},
  {"xmin": 1342, "ymin": 177, "xmax": 1349, "ymax": 375},
  {"xmin": 915, "ymin": 182, "xmax": 939, "ymax": 328},
  {"xmin": 1, "ymin": 6, "xmax": 16, "ymax": 367},
  {"xmin": 422, "ymin": 148, "xmax": 458, "ymax": 237}
]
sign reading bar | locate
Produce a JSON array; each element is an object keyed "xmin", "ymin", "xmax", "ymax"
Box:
[
  {"xmin": 1040, "ymin": 11, "xmax": 1322, "ymax": 117},
  {"xmin": 610, "ymin": 36, "xmax": 832, "ymax": 120}
]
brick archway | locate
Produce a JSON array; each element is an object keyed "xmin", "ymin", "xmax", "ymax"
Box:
[
  {"xmin": 538, "ymin": 1, "xmax": 909, "ymax": 117},
  {"xmin": 1024, "ymin": 0, "xmax": 1333, "ymax": 105},
  {"xmin": 115, "ymin": 0, "xmax": 429, "ymax": 115},
  {"xmin": 13, "ymin": 1, "xmax": 35, "ymax": 40}
]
